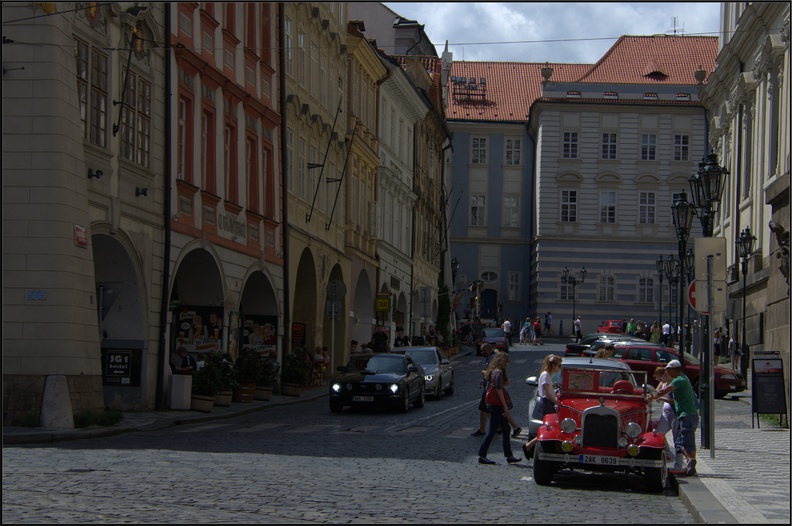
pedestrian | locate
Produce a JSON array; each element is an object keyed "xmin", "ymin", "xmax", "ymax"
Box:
[
  {"xmin": 350, "ymin": 340, "xmax": 360, "ymax": 354},
  {"xmin": 662, "ymin": 321, "xmax": 671, "ymax": 346},
  {"xmin": 652, "ymin": 366, "xmax": 684, "ymax": 469},
  {"xmin": 471, "ymin": 343, "xmax": 496, "ymax": 437},
  {"xmin": 175, "ymin": 346, "xmax": 197, "ymax": 375},
  {"xmin": 729, "ymin": 335, "xmax": 740, "ymax": 370},
  {"xmin": 393, "ymin": 327, "xmax": 410, "ymax": 348},
  {"xmin": 371, "ymin": 325, "xmax": 390, "ymax": 353},
  {"xmin": 713, "ymin": 328, "xmax": 723, "ymax": 364},
  {"xmin": 544, "ymin": 311, "xmax": 553, "ymax": 336},
  {"xmin": 522, "ymin": 354, "xmax": 563, "ymax": 457},
  {"xmin": 649, "ymin": 321, "xmax": 662, "ymax": 343},
  {"xmin": 574, "ymin": 317, "xmax": 582, "ymax": 343},
  {"xmin": 533, "ymin": 317, "xmax": 543, "ymax": 345},
  {"xmin": 649, "ymin": 359, "xmax": 699, "ymax": 476},
  {"xmin": 501, "ymin": 317, "xmax": 513, "ymax": 345},
  {"xmin": 477, "ymin": 352, "xmax": 522, "ymax": 465},
  {"xmin": 594, "ymin": 343, "xmax": 615, "ymax": 359}
]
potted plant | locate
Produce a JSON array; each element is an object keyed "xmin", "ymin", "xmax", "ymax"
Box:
[
  {"xmin": 206, "ymin": 352, "xmax": 236, "ymax": 407},
  {"xmin": 254, "ymin": 352, "xmax": 277, "ymax": 401},
  {"xmin": 233, "ymin": 348, "xmax": 264, "ymax": 402},
  {"xmin": 190, "ymin": 362, "xmax": 222, "ymax": 413},
  {"xmin": 280, "ymin": 348, "xmax": 309, "ymax": 397}
]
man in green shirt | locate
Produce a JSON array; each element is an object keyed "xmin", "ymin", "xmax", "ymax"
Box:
[{"xmin": 649, "ymin": 359, "xmax": 699, "ymax": 476}]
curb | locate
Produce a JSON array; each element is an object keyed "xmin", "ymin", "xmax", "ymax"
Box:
[{"xmin": 671, "ymin": 474, "xmax": 739, "ymax": 523}]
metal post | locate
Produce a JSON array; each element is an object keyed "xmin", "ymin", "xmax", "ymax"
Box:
[
  {"xmin": 741, "ymin": 259, "xmax": 748, "ymax": 379},
  {"xmin": 706, "ymin": 255, "xmax": 715, "ymax": 458}
]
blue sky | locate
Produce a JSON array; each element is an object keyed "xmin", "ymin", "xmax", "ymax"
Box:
[{"xmin": 382, "ymin": 2, "xmax": 721, "ymax": 63}]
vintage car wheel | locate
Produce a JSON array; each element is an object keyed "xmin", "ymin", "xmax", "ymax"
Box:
[
  {"xmin": 445, "ymin": 373, "xmax": 455, "ymax": 396},
  {"xmin": 414, "ymin": 386, "xmax": 426, "ymax": 408},
  {"xmin": 644, "ymin": 450, "xmax": 668, "ymax": 493},
  {"xmin": 533, "ymin": 441, "xmax": 555, "ymax": 486},
  {"xmin": 329, "ymin": 399, "xmax": 344, "ymax": 413}
]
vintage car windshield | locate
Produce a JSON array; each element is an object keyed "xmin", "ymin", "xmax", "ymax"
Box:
[
  {"xmin": 551, "ymin": 367, "xmax": 637, "ymax": 390},
  {"xmin": 366, "ymin": 355, "xmax": 407, "ymax": 374},
  {"xmin": 403, "ymin": 350, "xmax": 438, "ymax": 365},
  {"xmin": 482, "ymin": 328, "xmax": 505, "ymax": 337}
]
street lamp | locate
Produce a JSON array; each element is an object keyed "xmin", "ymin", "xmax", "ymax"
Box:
[
  {"xmin": 656, "ymin": 255, "xmax": 664, "ymax": 330},
  {"xmin": 685, "ymin": 248, "xmax": 695, "ymax": 354},
  {"xmin": 688, "ymin": 152, "xmax": 727, "ymax": 451},
  {"xmin": 736, "ymin": 227, "xmax": 757, "ymax": 380},
  {"xmin": 663, "ymin": 255, "xmax": 679, "ymax": 342},
  {"xmin": 671, "ymin": 192, "xmax": 695, "ymax": 366},
  {"xmin": 562, "ymin": 266, "xmax": 587, "ymax": 325}
]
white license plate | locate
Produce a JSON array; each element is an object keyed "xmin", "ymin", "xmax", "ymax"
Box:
[
  {"xmin": 579, "ymin": 454, "xmax": 620, "ymax": 466},
  {"xmin": 352, "ymin": 396, "xmax": 374, "ymax": 402}
]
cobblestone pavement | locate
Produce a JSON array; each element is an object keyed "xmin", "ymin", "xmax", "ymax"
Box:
[{"xmin": 2, "ymin": 340, "xmax": 789, "ymax": 524}]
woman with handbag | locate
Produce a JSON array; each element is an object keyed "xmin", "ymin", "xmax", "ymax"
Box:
[
  {"xmin": 522, "ymin": 354, "xmax": 563, "ymax": 457},
  {"xmin": 477, "ymin": 352, "xmax": 522, "ymax": 465}
]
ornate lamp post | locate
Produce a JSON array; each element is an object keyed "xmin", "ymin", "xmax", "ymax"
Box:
[
  {"xmin": 736, "ymin": 227, "xmax": 757, "ymax": 380},
  {"xmin": 663, "ymin": 255, "xmax": 679, "ymax": 343},
  {"xmin": 688, "ymin": 152, "xmax": 727, "ymax": 451},
  {"xmin": 685, "ymin": 248, "xmax": 696, "ymax": 354},
  {"xmin": 562, "ymin": 266, "xmax": 586, "ymax": 324},
  {"xmin": 671, "ymin": 192, "xmax": 695, "ymax": 366}
]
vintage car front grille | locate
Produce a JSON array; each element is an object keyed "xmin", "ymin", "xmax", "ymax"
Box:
[{"xmin": 581, "ymin": 408, "xmax": 619, "ymax": 448}]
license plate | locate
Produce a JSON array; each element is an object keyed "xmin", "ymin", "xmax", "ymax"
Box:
[
  {"xmin": 579, "ymin": 454, "xmax": 620, "ymax": 466},
  {"xmin": 352, "ymin": 396, "xmax": 374, "ymax": 402}
]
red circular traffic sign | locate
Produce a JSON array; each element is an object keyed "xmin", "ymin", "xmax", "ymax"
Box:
[{"xmin": 688, "ymin": 279, "xmax": 709, "ymax": 315}]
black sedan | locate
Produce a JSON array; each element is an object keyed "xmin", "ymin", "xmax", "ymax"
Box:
[
  {"xmin": 392, "ymin": 346, "xmax": 455, "ymax": 399},
  {"xmin": 329, "ymin": 353, "xmax": 426, "ymax": 413}
]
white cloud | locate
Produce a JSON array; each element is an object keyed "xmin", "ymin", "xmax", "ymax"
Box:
[{"xmin": 382, "ymin": 2, "xmax": 720, "ymax": 63}]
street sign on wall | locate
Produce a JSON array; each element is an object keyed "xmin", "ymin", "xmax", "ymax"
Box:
[{"xmin": 694, "ymin": 237, "xmax": 727, "ymax": 281}]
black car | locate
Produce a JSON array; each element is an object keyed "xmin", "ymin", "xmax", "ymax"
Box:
[
  {"xmin": 565, "ymin": 333, "xmax": 646, "ymax": 357},
  {"xmin": 392, "ymin": 346, "xmax": 455, "ymax": 399},
  {"xmin": 329, "ymin": 353, "xmax": 426, "ymax": 413}
]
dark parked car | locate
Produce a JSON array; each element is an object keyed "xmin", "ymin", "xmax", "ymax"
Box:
[
  {"xmin": 476, "ymin": 327, "xmax": 509, "ymax": 354},
  {"xmin": 329, "ymin": 353, "xmax": 426, "ymax": 413},
  {"xmin": 612, "ymin": 343, "xmax": 746, "ymax": 398},
  {"xmin": 565, "ymin": 333, "xmax": 644, "ymax": 357},
  {"xmin": 392, "ymin": 346, "xmax": 455, "ymax": 399}
]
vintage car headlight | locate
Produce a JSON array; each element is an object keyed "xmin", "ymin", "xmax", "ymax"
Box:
[
  {"xmin": 389, "ymin": 383, "xmax": 399, "ymax": 394},
  {"xmin": 425, "ymin": 374, "xmax": 434, "ymax": 382},
  {"xmin": 331, "ymin": 383, "xmax": 342, "ymax": 393},
  {"xmin": 627, "ymin": 443, "xmax": 640, "ymax": 456},
  {"xmin": 561, "ymin": 440, "xmax": 574, "ymax": 453},
  {"xmin": 573, "ymin": 435, "xmax": 582, "ymax": 446},
  {"xmin": 560, "ymin": 418, "xmax": 577, "ymax": 434},
  {"xmin": 618, "ymin": 437, "xmax": 628, "ymax": 448},
  {"xmin": 625, "ymin": 422, "xmax": 641, "ymax": 438}
]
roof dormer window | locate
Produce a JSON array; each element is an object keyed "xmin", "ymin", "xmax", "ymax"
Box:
[
  {"xmin": 676, "ymin": 93, "xmax": 691, "ymax": 100},
  {"xmin": 643, "ymin": 92, "xmax": 658, "ymax": 100},
  {"xmin": 566, "ymin": 91, "xmax": 581, "ymax": 98},
  {"xmin": 603, "ymin": 91, "xmax": 618, "ymax": 99}
]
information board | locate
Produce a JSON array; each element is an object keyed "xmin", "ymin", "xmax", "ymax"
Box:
[
  {"xmin": 101, "ymin": 349, "xmax": 141, "ymax": 386},
  {"xmin": 752, "ymin": 356, "xmax": 787, "ymax": 416}
]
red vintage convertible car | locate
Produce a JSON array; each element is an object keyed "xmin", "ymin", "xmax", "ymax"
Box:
[
  {"xmin": 532, "ymin": 366, "xmax": 668, "ymax": 493},
  {"xmin": 597, "ymin": 319, "xmax": 624, "ymax": 334}
]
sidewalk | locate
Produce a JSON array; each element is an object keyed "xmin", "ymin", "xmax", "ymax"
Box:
[{"xmin": 3, "ymin": 344, "xmax": 789, "ymax": 524}]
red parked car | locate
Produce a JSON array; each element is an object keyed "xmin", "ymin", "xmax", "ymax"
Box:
[
  {"xmin": 597, "ymin": 320, "xmax": 624, "ymax": 334},
  {"xmin": 532, "ymin": 365, "xmax": 667, "ymax": 493},
  {"xmin": 612, "ymin": 343, "xmax": 746, "ymax": 399}
]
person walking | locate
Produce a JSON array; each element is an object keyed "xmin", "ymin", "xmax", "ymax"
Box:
[
  {"xmin": 729, "ymin": 335, "xmax": 740, "ymax": 370},
  {"xmin": 544, "ymin": 312, "xmax": 553, "ymax": 336},
  {"xmin": 371, "ymin": 325, "xmax": 390, "ymax": 353},
  {"xmin": 649, "ymin": 321, "xmax": 662, "ymax": 343},
  {"xmin": 574, "ymin": 317, "xmax": 582, "ymax": 343},
  {"xmin": 501, "ymin": 317, "xmax": 513, "ymax": 346},
  {"xmin": 661, "ymin": 321, "xmax": 672, "ymax": 346},
  {"xmin": 522, "ymin": 354, "xmax": 563, "ymax": 457},
  {"xmin": 477, "ymin": 352, "xmax": 521, "ymax": 465},
  {"xmin": 652, "ymin": 366, "xmax": 685, "ymax": 470},
  {"xmin": 471, "ymin": 343, "xmax": 496, "ymax": 437},
  {"xmin": 532, "ymin": 317, "xmax": 543, "ymax": 345},
  {"xmin": 650, "ymin": 359, "xmax": 699, "ymax": 476}
]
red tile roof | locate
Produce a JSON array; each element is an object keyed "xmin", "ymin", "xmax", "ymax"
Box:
[{"xmin": 447, "ymin": 36, "xmax": 718, "ymax": 123}]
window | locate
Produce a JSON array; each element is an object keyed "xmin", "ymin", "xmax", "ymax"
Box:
[
  {"xmin": 599, "ymin": 275, "xmax": 614, "ymax": 302},
  {"xmin": 298, "ymin": 137, "xmax": 306, "ymax": 199},
  {"xmin": 599, "ymin": 191, "xmax": 616, "ymax": 223},
  {"xmin": 601, "ymin": 133, "xmax": 616, "ymax": 160},
  {"xmin": 561, "ymin": 190, "xmax": 577, "ymax": 222},
  {"xmin": 120, "ymin": 68, "xmax": 151, "ymax": 167},
  {"xmin": 286, "ymin": 128, "xmax": 294, "ymax": 193},
  {"xmin": 284, "ymin": 18, "xmax": 293, "ymax": 77},
  {"xmin": 639, "ymin": 278, "xmax": 654, "ymax": 303},
  {"xmin": 246, "ymin": 135, "xmax": 259, "ymax": 212},
  {"xmin": 201, "ymin": 110, "xmax": 216, "ymax": 192},
  {"xmin": 310, "ymin": 40, "xmax": 318, "ymax": 97},
  {"xmin": 76, "ymin": 38, "xmax": 108, "ymax": 148},
  {"xmin": 471, "ymin": 137, "xmax": 487, "ymax": 164},
  {"xmin": 503, "ymin": 196, "xmax": 519, "ymax": 227},
  {"xmin": 560, "ymin": 275, "xmax": 571, "ymax": 301},
  {"xmin": 471, "ymin": 195, "xmax": 486, "ymax": 226},
  {"xmin": 641, "ymin": 134, "xmax": 656, "ymax": 160},
  {"xmin": 563, "ymin": 132, "xmax": 578, "ymax": 159},
  {"xmin": 508, "ymin": 272, "xmax": 520, "ymax": 301},
  {"xmin": 224, "ymin": 123, "xmax": 238, "ymax": 203},
  {"xmin": 639, "ymin": 191, "xmax": 655, "ymax": 224},
  {"xmin": 674, "ymin": 134, "xmax": 689, "ymax": 161},
  {"xmin": 177, "ymin": 97, "xmax": 193, "ymax": 182},
  {"xmin": 320, "ymin": 54, "xmax": 327, "ymax": 109},
  {"xmin": 505, "ymin": 138, "xmax": 521, "ymax": 165},
  {"xmin": 351, "ymin": 175, "xmax": 358, "ymax": 227},
  {"xmin": 297, "ymin": 30, "xmax": 306, "ymax": 86}
]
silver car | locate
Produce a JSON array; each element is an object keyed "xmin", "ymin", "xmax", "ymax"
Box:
[
  {"xmin": 524, "ymin": 357, "xmax": 639, "ymax": 439},
  {"xmin": 392, "ymin": 346, "xmax": 455, "ymax": 399}
]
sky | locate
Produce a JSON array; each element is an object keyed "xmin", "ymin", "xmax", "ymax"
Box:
[{"xmin": 382, "ymin": 2, "xmax": 721, "ymax": 64}]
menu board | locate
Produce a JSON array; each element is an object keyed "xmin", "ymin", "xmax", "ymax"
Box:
[{"xmin": 752, "ymin": 357, "xmax": 787, "ymax": 416}]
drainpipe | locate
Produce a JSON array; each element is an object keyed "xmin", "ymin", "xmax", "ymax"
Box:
[
  {"xmin": 155, "ymin": 3, "xmax": 173, "ymax": 410},
  {"xmin": 279, "ymin": 3, "xmax": 291, "ymax": 357}
]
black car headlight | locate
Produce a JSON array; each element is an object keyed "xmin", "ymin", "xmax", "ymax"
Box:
[
  {"xmin": 389, "ymin": 383, "xmax": 399, "ymax": 394},
  {"xmin": 425, "ymin": 374, "xmax": 434, "ymax": 382},
  {"xmin": 331, "ymin": 383, "xmax": 341, "ymax": 393}
]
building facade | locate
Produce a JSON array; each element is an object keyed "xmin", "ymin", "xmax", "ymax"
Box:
[{"xmin": 701, "ymin": 2, "xmax": 790, "ymax": 402}]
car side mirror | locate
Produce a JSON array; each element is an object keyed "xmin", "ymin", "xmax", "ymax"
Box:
[
  {"xmin": 440, "ymin": 358, "xmax": 450, "ymax": 365},
  {"xmin": 408, "ymin": 365, "xmax": 419, "ymax": 373},
  {"xmin": 525, "ymin": 376, "xmax": 538, "ymax": 386}
]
